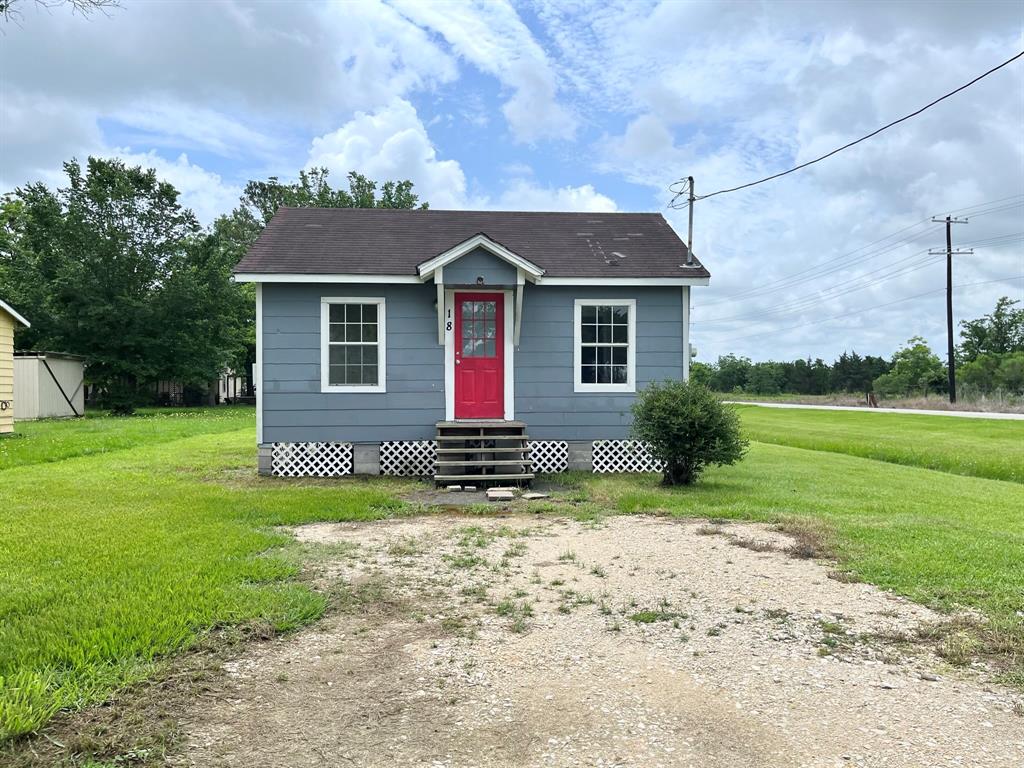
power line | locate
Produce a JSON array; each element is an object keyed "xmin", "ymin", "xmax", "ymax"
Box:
[
  {"xmin": 696, "ymin": 234, "xmax": 1024, "ymax": 326},
  {"xmin": 697, "ymin": 194, "xmax": 1024, "ymax": 307},
  {"xmin": 701, "ymin": 275, "xmax": 1024, "ymax": 346},
  {"xmin": 696, "ymin": 232, "xmax": 1024, "ymax": 323},
  {"xmin": 669, "ymin": 49, "xmax": 1024, "ymax": 207}
]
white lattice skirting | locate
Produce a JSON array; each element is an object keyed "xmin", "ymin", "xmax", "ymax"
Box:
[
  {"xmin": 271, "ymin": 442, "xmax": 353, "ymax": 477},
  {"xmin": 591, "ymin": 440, "xmax": 665, "ymax": 474},
  {"xmin": 528, "ymin": 440, "xmax": 569, "ymax": 473},
  {"xmin": 380, "ymin": 440, "xmax": 437, "ymax": 476}
]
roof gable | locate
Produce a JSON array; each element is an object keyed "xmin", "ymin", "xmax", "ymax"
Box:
[
  {"xmin": 417, "ymin": 233, "xmax": 544, "ymax": 281},
  {"xmin": 0, "ymin": 299, "xmax": 30, "ymax": 328}
]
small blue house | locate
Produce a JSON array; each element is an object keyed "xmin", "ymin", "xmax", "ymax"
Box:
[{"xmin": 235, "ymin": 208, "xmax": 709, "ymax": 482}]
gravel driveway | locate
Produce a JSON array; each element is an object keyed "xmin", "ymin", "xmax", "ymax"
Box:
[{"xmin": 175, "ymin": 514, "xmax": 1024, "ymax": 767}]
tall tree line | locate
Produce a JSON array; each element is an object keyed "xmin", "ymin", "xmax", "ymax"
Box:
[{"xmin": 0, "ymin": 158, "xmax": 425, "ymax": 412}]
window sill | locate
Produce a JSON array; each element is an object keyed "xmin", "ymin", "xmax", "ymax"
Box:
[
  {"xmin": 321, "ymin": 385, "xmax": 386, "ymax": 394},
  {"xmin": 573, "ymin": 383, "xmax": 636, "ymax": 394}
]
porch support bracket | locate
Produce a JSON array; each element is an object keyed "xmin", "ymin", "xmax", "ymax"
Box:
[
  {"xmin": 514, "ymin": 268, "xmax": 525, "ymax": 347},
  {"xmin": 436, "ymin": 266, "xmax": 445, "ymax": 345}
]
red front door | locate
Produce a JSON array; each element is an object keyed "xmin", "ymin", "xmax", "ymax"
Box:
[{"xmin": 455, "ymin": 292, "xmax": 504, "ymax": 419}]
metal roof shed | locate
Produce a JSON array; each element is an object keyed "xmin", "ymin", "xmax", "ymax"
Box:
[{"xmin": 13, "ymin": 352, "xmax": 85, "ymax": 420}]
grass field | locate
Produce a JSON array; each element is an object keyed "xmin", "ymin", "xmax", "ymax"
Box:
[
  {"xmin": 733, "ymin": 404, "xmax": 1024, "ymax": 483},
  {"xmin": 1, "ymin": 406, "xmax": 1022, "ymax": 746},
  {"xmin": 0, "ymin": 407, "xmax": 254, "ymax": 470}
]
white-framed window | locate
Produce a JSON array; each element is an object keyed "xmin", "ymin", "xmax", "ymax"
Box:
[
  {"xmin": 573, "ymin": 298, "xmax": 636, "ymax": 393},
  {"xmin": 321, "ymin": 297, "xmax": 386, "ymax": 393}
]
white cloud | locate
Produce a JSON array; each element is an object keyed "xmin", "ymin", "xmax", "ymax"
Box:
[
  {"xmin": 308, "ymin": 99, "xmax": 468, "ymax": 209},
  {"xmin": 488, "ymin": 180, "xmax": 618, "ymax": 212},
  {"xmin": 391, "ymin": 0, "xmax": 577, "ymax": 142},
  {"xmin": 307, "ymin": 99, "xmax": 617, "ymax": 213}
]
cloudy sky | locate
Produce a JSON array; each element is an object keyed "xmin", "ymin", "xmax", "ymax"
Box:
[{"xmin": 2, "ymin": 0, "xmax": 1022, "ymax": 363}]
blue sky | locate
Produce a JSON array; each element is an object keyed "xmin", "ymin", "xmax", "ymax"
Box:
[{"xmin": 2, "ymin": 0, "xmax": 1022, "ymax": 363}]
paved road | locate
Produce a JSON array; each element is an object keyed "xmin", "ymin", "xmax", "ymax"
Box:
[{"xmin": 724, "ymin": 401, "xmax": 1024, "ymax": 420}]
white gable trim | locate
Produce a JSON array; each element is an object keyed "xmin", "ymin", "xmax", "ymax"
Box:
[
  {"xmin": 0, "ymin": 299, "xmax": 30, "ymax": 328},
  {"xmin": 418, "ymin": 234, "xmax": 544, "ymax": 282}
]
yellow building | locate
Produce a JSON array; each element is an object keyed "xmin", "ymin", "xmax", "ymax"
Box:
[{"xmin": 1, "ymin": 299, "xmax": 31, "ymax": 434}]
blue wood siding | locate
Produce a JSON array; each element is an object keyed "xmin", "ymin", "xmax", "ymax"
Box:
[
  {"xmin": 261, "ymin": 282, "xmax": 684, "ymax": 443},
  {"xmin": 443, "ymin": 247, "xmax": 517, "ymax": 285},
  {"xmin": 262, "ymin": 282, "xmax": 443, "ymax": 443},
  {"xmin": 515, "ymin": 286, "xmax": 683, "ymax": 440}
]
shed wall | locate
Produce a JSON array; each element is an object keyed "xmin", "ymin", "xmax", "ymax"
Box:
[{"xmin": 0, "ymin": 311, "xmax": 13, "ymax": 433}]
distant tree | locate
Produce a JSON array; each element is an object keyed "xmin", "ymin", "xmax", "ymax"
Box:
[
  {"xmin": 872, "ymin": 336, "xmax": 945, "ymax": 398},
  {"xmin": 958, "ymin": 297, "xmax": 1024, "ymax": 363},
  {"xmin": 746, "ymin": 361, "xmax": 786, "ymax": 395},
  {"xmin": 688, "ymin": 360, "xmax": 713, "ymax": 388},
  {"xmin": 712, "ymin": 354, "xmax": 752, "ymax": 392}
]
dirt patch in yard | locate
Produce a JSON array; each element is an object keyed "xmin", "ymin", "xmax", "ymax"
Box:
[{"xmin": 172, "ymin": 515, "xmax": 1024, "ymax": 767}]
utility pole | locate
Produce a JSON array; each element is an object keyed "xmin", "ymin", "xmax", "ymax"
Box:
[
  {"xmin": 930, "ymin": 216, "xmax": 971, "ymax": 403},
  {"xmin": 686, "ymin": 176, "xmax": 695, "ymax": 266}
]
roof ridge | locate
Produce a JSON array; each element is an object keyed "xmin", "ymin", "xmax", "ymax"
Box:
[{"xmin": 277, "ymin": 207, "xmax": 665, "ymax": 216}]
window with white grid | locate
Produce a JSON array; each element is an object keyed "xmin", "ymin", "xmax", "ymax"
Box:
[
  {"xmin": 321, "ymin": 297, "xmax": 386, "ymax": 393},
  {"xmin": 573, "ymin": 299, "xmax": 636, "ymax": 393}
]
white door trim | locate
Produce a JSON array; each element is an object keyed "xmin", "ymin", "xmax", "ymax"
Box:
[{"xmin": 444, "ymin": 289, "xmax": 514, "ymax": 421}]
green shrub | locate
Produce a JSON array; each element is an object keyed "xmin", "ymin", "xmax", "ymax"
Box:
[{"xmin": 631, "ymin": 380, "xmax": 748, "ymax": 485}]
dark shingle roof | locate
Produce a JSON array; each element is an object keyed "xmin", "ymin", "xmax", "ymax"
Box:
[{"xmin": 234, "ymin": 208, "xmax": 709, "ymax": 279}]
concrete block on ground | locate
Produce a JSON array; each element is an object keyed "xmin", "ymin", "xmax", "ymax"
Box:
[{"xmin": 487, "ymin": 489, "xmax": 514, "ymax": 501}]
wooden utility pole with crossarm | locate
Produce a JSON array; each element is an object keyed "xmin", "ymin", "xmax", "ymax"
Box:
[{"xmin": 930, "ymin": 216, "xmax": 972, "ymax": 403}]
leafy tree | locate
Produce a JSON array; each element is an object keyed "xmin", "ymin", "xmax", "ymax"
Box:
[
  {"xmin": 958, "ymin": 297, "xmax": 1024, "ymax": 363},
  {"xmin": 688, "ymin": 360, "xmax": 713, "ymax": 388},
  {"xmin": 712, "ymin": 354, "xmax": 752, "ymax": 392},
  {"xmin": 0, "ymin": 158, "xmax": 239, "ymax": 412},
  {"xmin": 872, "ymin": 336, "xmax": 946, "ymax": 398},
  {"xmin": 210, "ymin": 167, "xmax": 428, "ymax": 388},
  {"xmin": 746, "ymin": 361, "xmax": 786, "ymax": 395},
  {"xmin": 632, "ymin": 380, "xmax": 748, "ymax": 485}
]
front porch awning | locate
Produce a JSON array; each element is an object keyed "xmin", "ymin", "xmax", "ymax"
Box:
[{"xmin": 419, "ymin": 234, "xmax": 542, "ymax": 346}]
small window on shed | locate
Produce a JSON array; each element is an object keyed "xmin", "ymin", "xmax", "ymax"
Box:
[{"xmin": 321, "ymin": 298, "xmax": 386, "ymax": 393}]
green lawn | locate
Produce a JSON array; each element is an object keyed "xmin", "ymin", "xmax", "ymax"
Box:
[
  {"xmin": 734, "ymin": 404, "xmax": 1024, "ymax": 483},
  {"xmin": 0, "ymin": 406, "xmax": 255, "ymax": 471},
  {"xmin": 0, "ymin": 415, "xmax": 415, "ymax": 741},
  {"xmin": 1, "ymin": 406, "xmax": 1022, "ymax": 745}
]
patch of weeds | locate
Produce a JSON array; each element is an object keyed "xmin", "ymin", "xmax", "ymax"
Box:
[
  {"xmin": 606, "ymin": 619, "xmax": 622, "ymax": 632},
  {"xmin": 695, "ymin": 524, "xmax": 724, "ymax": 536},
  {"xmin": 706, "ymin": 626, "xmax": 723, "ymax": 637},
  {"xmin": 512, "ymin": 588, "xmax": 528, "ymax": 598},
  {"xmin": 387, "ymin": 537, "xmax": 420, "ymax": 557},
  {"xmin": 444, "ymin": 553, "xmax": 487, "ymax": 570},
  {"xmin": 494, "ymin": 598, "xmax": 534, "ymax": 632},
  {"xmin": 501, "ymin": 541, "xmax": 528, "ymax": 561},
  {"xmin": 775, "ymin": 519, "xmax": 834, "ymax": 560},
  {"xmin": 456, "ymin": 526, "xmax": 493, "ymax": 549},
  {"xmin": 557, "ymin": 549, "xmax": 577, "ymax": 563},
  {"xmin": 598, "ymin": 600, "xmax": 612, "ymax": 616},
  {"xmin": 589, "ymin": 565, "xmax": 607, "ymax": 578},
  {"xmin": 827, "ymin": 569, "xmax": 861, "ymax": 584},
  {"xmin": 549, "ymin": 578, "xmax": 565, "ymax": 587},
  {"xmin": 557, "ymin": 589, "xmax": 594, "ymax": 614},
  {"xmin": 460, "ymin": 584, "xmax": 489, "ymax": 602},
  {"xmin": 440, "ymin": 614, "xmax": 476, "ymax": 639},
  {"xmin": 733, "ymin": 605, "xmax": 755, "ymax": 615},
  {"xmin": 727, "ymin": 536, "xmax": 776, "ymax": 553},
  {"xmin": 629, "ymin": 610, "xmax": 681, "ymax": 624},
  {"xmin": 764, "ymin": 608, "xmax": 791, "ymax": 621}
]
